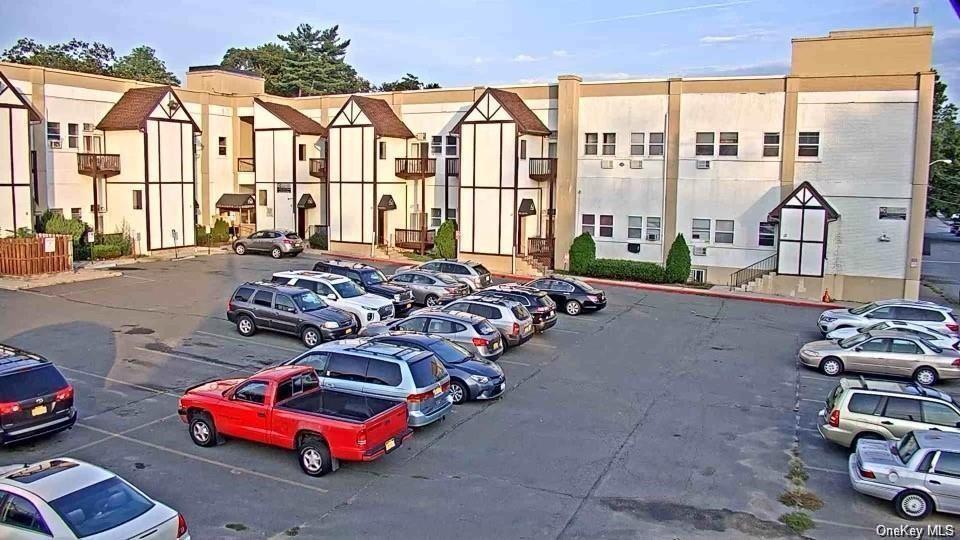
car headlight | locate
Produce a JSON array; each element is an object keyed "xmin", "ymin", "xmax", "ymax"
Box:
[
  {"xmin": 323, "ymin": 321, "xmax": 339, "ymax": 329},
  {"xmin": 470, "ymin": 375, "xmax": 489, "ymax": 384},
  {"xmin": 801, "ymin": 349, "xmax": 821, "ymax": 357},
  {"xmin": 393, "ymin": 294, "xmax": 401, "ymax": 302},
  {"xmin": 821, "ymin": 317, "xmax": 837, "ymax": 323}
]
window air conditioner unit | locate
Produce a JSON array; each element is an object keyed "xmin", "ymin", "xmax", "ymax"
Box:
[
  {"xmin": 630, "ymin": 159, "xmax": 643, "ymax": 169},
  {"xmin": 696, "ymin": 160, "xmax": 710, "ymax": 169},
  {"xmin": 646, "ymin": 233, "xmax": 657, "ymax": 241},
  {"xmin": 415, "ymin": 133, "xmax": 426, "ymax": 141},
  {"xmin": 82, "ymin": 123, "xmax": 96, "ymax": 132},
  {"xmin": 693, "ymin": 246, "xmax": 707, "ymax": 256},
  {"xmin": 600, "ymin": 160, "xmax": 613, "ymax": 169},
  {"xmin": 90, "ymin": 204, "xmax": 106, "ymax": 214},
  {"xmin": 48, "ymin": 140, "xmax": 62, "ymax": 149}
]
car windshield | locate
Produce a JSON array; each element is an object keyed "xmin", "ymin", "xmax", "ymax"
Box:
[
  {"xmin": 435, "ymin": 273, "xmax": 461, "ymax": 285},
  {"xmin": 0, "ymin": 364, "xmax": 68, "ymax": 402},
  {"xmin": 50, "ymin": 476, "xmax": 155, "ymax": 538},
  {"xmin": 896, "ymin": 432, "xmax": 921, "ymax": 464},
  {"xmin": 333, "ymin": 280, "xmax": 364, "ymax": 298},
  {"xmin": 293, "ymin": 292, "xmax": 327, "ymax": 312},
  {"xmin": 470, "ymin": 263, "xmax": 490, "ymax": 275},
  {"xmin": 860, "ymin": 322, "xmax": 891, "ymax": 333},
  {"xmin": 838, "ymin": 334, "xmax": 870, "ymax": 349},
  {"xmin": 849, "ymin": 302, "xmax": 879, "ymax": 315},
  {"xmin": 568, "ymin": 278, "xmax": 597, "ymax": 292},
  {"xmin": 364, "ymin": 270, "xmax": 387, "ymax": 285},
  {"xmin": 430, "ymin": 340, "xmax": 473, "ymax": 364},
  {"xmin": 512, "ymin": 305, "xmax": 531, "ymax": 320}
]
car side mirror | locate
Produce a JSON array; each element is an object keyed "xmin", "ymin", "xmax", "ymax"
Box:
[
  {"xmin": 854, "ymin": 347, "xmax": 863, "ymax": 352},
  {"xmin": 327, "ymin": 294, "xmax": 337, "ymax": 301}
]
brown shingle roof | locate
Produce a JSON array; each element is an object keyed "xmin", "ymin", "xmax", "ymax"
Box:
[
  {"xmin": 97, "ymin": 86, "xmax": 170, "ymax": 131},
  {"xmin": 351, "ymin": 95, "xmax": 414, "ymax": 139},
  {"xmin": 0, "ymin": 70, "xmax": 42, "ymax": 122},
  {"xmin": 255, "ymin": 98, "xmax": 327, "ymax": 136},
  {"xmin": 486, "ymin": 88, "xmax": 550, "ymax": 135}
]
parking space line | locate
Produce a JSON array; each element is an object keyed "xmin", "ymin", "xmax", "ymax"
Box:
[
  {"xmin": 806, "ymin": 465, "xmax": 846, "ymax": 475},
  {"xmin": 58, "ymin": 365, "xmax": 181, "ymax": 398},
  {"xmin": 63, "ymin": 414, "xmax": 180, "ymax": 455},
  {"xmin": 195, "ymin": 330, "xmax": 302, "ymax": 353},
  {"xmin": 135, "ymin": 347, "xmax": 252, "ymax": 371},
  {"xmin": 800, "ymin": 398, "xmax": 824, "ymax": 404},
  {"xmin": 524, "ymin": 340, "xmax": 557, "ymax": 350},
  {"xmin": 799, "ymin": 375, "xmax": 832, "ymax": 382},
  {"xmin": 549, "ymin": 328, "xmax": 581, "ymax": 334},
  {"xmin": 812, "ymin": 518, "xmax": 874, "ymax": 531},
  {"xmin": 74, "ymin": 424, "xmax": 329, "ymax": 493},
  {"xmin": 499, "ymin": 359, "xmax": 531, "ymax": 367}
]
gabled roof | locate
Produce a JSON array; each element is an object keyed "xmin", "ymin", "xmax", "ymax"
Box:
[
  {"xmin": 97, "ymin": 86, "xmax": 200, "ymax": 132},
  {"xmin": 254, "ymin": 98, "xmax": 327, "ymax": 136},
  {"xmin": 453, "ymin": 87, "xmax": 551, "ymax": 136},
  {"xmin": 768, "ymin": 181, "xmax": 840, "ymax": 222},
  {"xmin": 0, "ymin": 70, "xmax": 42, "ymax": 122},
  {"xmin": 215, "ymin": 193, "xmax": 256, "ymax": 209},
  {"xmin": 342, "ymin": 95, "xmax": 413, "ymax": 139}
]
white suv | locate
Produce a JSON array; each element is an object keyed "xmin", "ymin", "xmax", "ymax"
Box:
[
  {"xmin": 818, "ymin": 300, "xmax": 958, "ymax": 337},
  {"xmin": 271, "ymin": 271, "xmax": 394, "ymax": 328}
]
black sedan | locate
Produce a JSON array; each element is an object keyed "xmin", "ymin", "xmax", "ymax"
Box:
[
  {"xmin": 524, "ymin": 276, "xmax": 606, "ymax": 316},
  {"xmin": 368, "ymin": 332, "xmax": 505, "ymax": 404}
]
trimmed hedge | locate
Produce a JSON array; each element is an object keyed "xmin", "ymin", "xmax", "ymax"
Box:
[
  {"xmin": 434, "ymin": 220, "xmax": 456, "ymax": 258},
  {"xmin": 569, "ymin": 233, "xmax": 596, "ymax": 274},
  {"xmin": 309, "ymin": 228, "xmax": 328, "ymax": 250},
  {"xmin": 664, "ymin": 234, "xmax": 691, "ymax": 283},
  {"xmin": 567, "ymin": 232, "xmax": 692, "ymax": 285},
  {"xmin": 582, "ymin": 258, "xmax": 667, "ymax": 283},
  {"xmin": 91, "ymin": 244, "xmax": 122, "ymax": 259}
]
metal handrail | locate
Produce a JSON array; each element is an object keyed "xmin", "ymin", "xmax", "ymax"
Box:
[{"xmin": 728, "ymin": 253, "xmax": 778, "ymax": 290}]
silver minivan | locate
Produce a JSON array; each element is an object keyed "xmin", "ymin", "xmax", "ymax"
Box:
[
  {"xmin": 360, "ymin": 310, "xmax": 505, "ymax": 361},
  {"xmin": 281, "ymin": 340, "xmax": 452, "ymax": 427}
]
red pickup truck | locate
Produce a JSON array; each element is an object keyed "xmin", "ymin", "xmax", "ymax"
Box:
[{"xmin": 177, "ymin": 366, "xmax": 412, "ymax": 476}]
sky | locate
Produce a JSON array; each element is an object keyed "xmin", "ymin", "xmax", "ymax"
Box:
[{"xmin": 2, "ymin": 0, "xmax": 959, "ymax": 101}]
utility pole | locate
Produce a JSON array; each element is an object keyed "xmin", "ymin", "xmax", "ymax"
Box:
[{"xmin": 913, "ymin": 5, "xmax": 919, "ymax": 27}]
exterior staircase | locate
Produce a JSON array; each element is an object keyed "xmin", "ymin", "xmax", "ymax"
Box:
[
  {"xmin": 728, "ymin": 253, "xmax": 778, "ymax": 292},
  {"xmin": 517, "ymin": 254, "xmax": 547, "ymax": 277}
]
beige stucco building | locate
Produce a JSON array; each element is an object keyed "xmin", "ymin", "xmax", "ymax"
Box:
[{"xmin": 0, "ymin": 26, "xmax": 936, "ymax": 302}]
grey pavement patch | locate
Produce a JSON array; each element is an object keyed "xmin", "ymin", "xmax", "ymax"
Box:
[
  {"xmin": 811, "ymin": 518, "xmax": 874, "ymax": 531},
  {"xmin": 58, "ymin": 365, "xmax": 181, "ymax": 398},
  {"xmin": 124, "ymin": 327, "xmax": 155, "ymax": 335},
  {"xmin": 195, "ymin": 330, "xmax": 302, "ymax": 353},
  {"xmin": 595, "ymin": 498, "xmax": 800, "ymax": 538},
  {"xmin": 140, "ymin": 343, "xmax": 249, "ymax": 369},
  {"xmin": 61, "ymin": 413, "xmax": 181, "ymax": 455}
]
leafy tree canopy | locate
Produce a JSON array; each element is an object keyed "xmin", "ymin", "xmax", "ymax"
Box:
[
  {"xmin": 379, "ymin": 73, "xmax": 440, "ymax": 92},
  {"xmin": 930, "ymin": 72, "xmax": 960, "ymax": 215},
  {"xmin": 1, "ymin": 38, "xmax": 179, "ymax": 85}
]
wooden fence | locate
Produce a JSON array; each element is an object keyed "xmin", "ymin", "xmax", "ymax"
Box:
[{"xmin": 0, "ymin": 234, "xmax": 72, "ymax": 276}]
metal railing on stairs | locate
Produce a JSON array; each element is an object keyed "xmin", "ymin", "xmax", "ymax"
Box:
[{"xmin": 728, "ymin": 253, "xmax": 778, "ymax": 291}]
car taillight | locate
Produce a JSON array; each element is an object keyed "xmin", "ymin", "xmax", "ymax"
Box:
[
  {"xmin": 0, "ymin": 402, "xmax": 21, "ymax": 414},
  {"xmin": 55, "ymin": 385, "xmax": 73, "ymax": 401},
  {"xmin": 407, "ymin": 391, "xmax": 431, "ymax": 403},
  {"xmin": 858, "ymin": 465, "xmax": 875, "ymax": 479},
  {"xmin": 357, "ymin": 430, "xmax": 367, "ymax": 448},
  {"xmin": 177, "ymin": 514, "xmax": 188, "ymax": 537},
  {"xmin": 228, "ymin": 300, "xmax": 234, "ymax": 311},
  {"xmin": 472, "ymin": 337, "xmax": 490, "ymax": 347},
  {"xmin": 948, "ymin": 323, "xmax": 959, "ymax": 333},
  {"xmin": 828, "ymin": 409, "xmax": 840, "ymax": 428},
  {"xmin": 511, "ymin": 323, "xmax": 519, "ymax": 336},
  {"xmin": 446, "ymin": 287, "xmax": 460, "ymax": 293},
  {"xmin": 952, "ymin": 358, "xmax": 960, "ymax": 367},
  {"xmin": 283, "ymin": 239, "xmax": 293, "ymax": 245}
]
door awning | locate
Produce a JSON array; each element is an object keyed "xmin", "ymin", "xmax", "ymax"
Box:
[
  {"xmin": 215, "ymin": 193, "xmax": 256, "ymax": 209},
  {"xmin": 768, "ymin": 181, "xmax": 839, "ymax": 222},
  {"xmin": 518, "ymin": 198, "xmax": 537, "ymax": 217},
  {"xmin": 378, "ymin": 194, "xmax": 397, "ymax": 211},
  {"xmin": 297, "ymin": 193, "xmax": 317, "ymax": 209}
]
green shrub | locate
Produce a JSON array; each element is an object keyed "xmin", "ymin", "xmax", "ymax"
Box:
[
  {"xmin": 434, "ymin": 220, "xmax": 456, "ymax": 258},
  {"xmin": 569, "ymin": 233, "xmax": 596, "ymax": 273},
  {"xmin": 14, "ymin": 227, "xmax": 34, "ymax": 238},
  {"xmin": 664, "ymin": 234, "xmax": 692, "ymax": 284},
  {"xmin": 309, "ymin": 228, "xmax": 328, "ymax": 250},
  {"xmin": 210, "ymin": 218, "xmax": 230, "ymax": 243},
  {"xmin": 43, "ymin": 215, "xmax": 87, "ymax": 242},
  {"xmin": 584, "ymin": 258, "xmax": 667, "ymax": 283},
  {"xmin": 91, "ymin": 244, "xmax": 122, "ymax": 259},
  {"xmin": 35, "ymin": 210, "xmax": 60, "ymax": 233},
  {"xmin": 778, "ymin": 511, "xmax": 814, "ymax": 534}
]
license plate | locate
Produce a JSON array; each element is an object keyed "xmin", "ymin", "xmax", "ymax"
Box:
[
  {"xmin": 432, "ymin": 386, "xmax": 443, "ymax": 397},
  {"xmin": 385, "ymin": 438, "xmax": 396, "ymax": 452},
  {"xmin": 32, "ymin": 405, "xmax": 47, "ymax": 416},
  {"xmin": 404, "ymin": 303, "xmax": 412, "ymax": 309},
  {"xmin": 345, "ymin": 328, "xmax": 352, "ymax": 334}
]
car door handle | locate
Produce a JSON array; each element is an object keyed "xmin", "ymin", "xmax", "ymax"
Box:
[
  {"xmin": 257, "ymin": 412, "xmax": 266, "ymax": 418},
  {"xmin": 930, "ymin": 480, "xmax": 942, "ymax": 485},
  {"xmin": 931, "ymin": 428, "xmax": 941, "ymax": 431},
  {"xmin": 881, "ymin": 421, "xmax": 894, "ymax": 425}
]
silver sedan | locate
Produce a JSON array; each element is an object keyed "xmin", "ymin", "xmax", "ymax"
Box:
[
  {"xmin": 826, "ymin": 320, "xmax": 959, "ymax": 350},
  {"xmin": 388, "ymin": 269, "xmax": 470, "ymax": 307}
]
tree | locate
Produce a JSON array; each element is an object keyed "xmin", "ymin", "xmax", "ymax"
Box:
[
  {"xmin": 664, "ymin": 234, "xmax": 692, "ymax": 284},
  {"xmin": 379, "ymin": 73, "xmax": 440, "ymax": 92},
  {"xmin": 433, "ymin": 220, "xmax": 456, "ymax": 258},
  {"xmin": 221, "ymin": 43, "xmax": 288, "ymax": 94},
  {"xmin": 2, "ymin": 38, "xmax": 115, "ymax": 75},
  {"xmin": 113, "ymin": 46, "xmax": 180, "ymax": 85},
  {"xmin": 930, "ymin": 73, "xmax": 960, "ymax": 215},
  {"xmin": 568, "ymin": 233, "xmax": 596, "ymax": 274}
]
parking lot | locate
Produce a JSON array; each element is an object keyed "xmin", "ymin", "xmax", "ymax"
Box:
[{"xmin": 1, "ymin": 252, "xmax": 959, "ymax": 539}]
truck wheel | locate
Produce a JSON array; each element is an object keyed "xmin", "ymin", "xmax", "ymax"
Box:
[
  {"xmin": 298, "ymin": 436, "xmax": 331, "ymax": 477},
  {"xmin": 189, "ymin": 413, "xmax": 220, "ymax": 447},
  {"xmin": 236, "ymin": 315, "xmax": 256, "ymax": 337}
]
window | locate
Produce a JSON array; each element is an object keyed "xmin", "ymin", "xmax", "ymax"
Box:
[
  {"xmin": 412, "ymin": 274, "xmax": 434, "ymax": 285},
  {"xmin": 276, "ymin": 372, "xmax": 320, "ymax": 402},
  {"xmin": 326, "ymin": 354, "xmax": 369, "ymax": 382},
  {"xmin": 47, "ymin": 121, "xmax": 60, "ymax": 142},
  {"xmin": 519, "ymin": 139, "xmax": 527, "ymax": 160},
  {"xmin": 718, "ymin": 132, "xmax": 738, "ymax": 156},
  {"xmin": 431, "ymin": 136, "xmax": 443, "ymax": 155},
  {"xmin": 867, "ymin": 306, "xmax": 896, "ymax": 320},
  {"xmin": 691, "ymin": 219, "xmax": 711, "ymax": 241},
  {"xmin": 252, "ymin": 290, "xmax": 273, "ymax": 307},
  {"xmin": 298, "ymin": 144, "xmax": 306, "ymax": 161},
  {"xmin": 132, "ymin": 190, "xmax": 143, "ymax": 210},
  {"xmin": 883, "ymin": 397, "xmax": 922, "ymax": 422},
  {"xmin": 714, "ymin": 220, "xmax": 734, "ymax": 244},
  {"xmin": 445, "ymin": 135, "xmax": 458, "ymax": 156},
  {"xmin": 548, "ymin": 141, "xmax": 557, "ymax": 158},
  {"xmin": 648, "ymin": 132, "xmax": 664, "ymax": 156},
  {"xmin": 366, "ymin": 360, "xmax": 402, "ymax": 387},
  {"xmin": 427, "ymin": 318, "xmax": 458, "ymax": 333},
  {"xmin": 274, "ymin": 295, "xmax": 297, "ymax": 313},
  {"xmin": 67, "ymin": 123, "xmax": 79, "ymax": 149},
  {"xmin": 71, "ymin": 208, "xmax": 82, "ymax": 221},
  {"xmin": 440, "ymin": 262, "xmax": 468, "ymax": 275},
  {"xmin": 395, "ymin": 317, "xmax": 427, "ymax": 332},
  {"xmin": 763, "ymin": 132, "xmax": 780, "ymax": 157},
  {"xmin": 218, "ymin": 136, "xmax": 227, "ymax": 156},
  {"xmin": 646, "ymin": 217, "xmax": 661, "ymax": 241},
  {"xmin": 759, "ymin": 222, "xmax": 775, "ymax": 247},
  {"xmin": 860, "ymin": 338, "xmax": 890, "ymax": 352},
  {"xmin": 599, "ymin": 215, "xmax": 614, "ymax": 237},
  {"xmin": 628, "ymin": 216, "xmax": 643, "ymax": 239},
  {"xmin": 933, "ymin": 452, "xmax": 960, "ymax": 478},
  {"xmin": 798, "ymin": 131, "xmax": 820, "ymax": 157},
  {"xmin": 408, "ymin": 357, "xmax": 446, "ymax": 387},
  {"xmin": 234, "ymin": 381, "xmax": 268, "ymax": 404},
  {"xmin": 258, "ymin": 190, "xmax": 267, "ymax": 206},
  {"xmin": 879, "ymin": 207, "xmax": 907, "ymax": 220},
  {"xmin": 378, "ymin": 141, "xmax": 387, "ymax": 160},
  {"xmin": 847, "ymin": 393, "xmax": 882, "ymax": 415},
  {"xmin": 584, "ymin": 133, "xmax": 598, "ymax": 155},
  {"xmin": 430, "ymin": 208, "xmax": 442, "ymax": 228},
  {"xmin": 0, "ymin": 492, "xmax": 50, "ymax": 535},
  {"xmin": 468, "ymin": 303, "xmax": 500, "ymax": 320},
  {"xmin": 922, "ymin": 401, "xmax": 960, "ymax": 427},
  {"xmin": 602, "ymin": 133, "xmax": 616, "ymax": 155},
  {"xmin": 695, "ymin": 132, "xmax": 714, "ymax": 156},
  {"xmin": 581, "ymin": 214, "xmax": 595, "ymax": 236},
  {"xmin": 277, "ymin": 183, "xmax": 292, "ymax": 193},
  {"xmin": 889, "ymin": 339, "xmax": 921, "ymax": 354},
  {"xmin": 630, "ymin": 133, "xmax": 644, "ymax": 156},
  {"xmin": 293, "ymin": 352, "xmax": 330, "ymax": 371},
  {"xmin": 446, "ymin": 208, "xmax": 457, "ymax": 222},
  {"xmin": 233, "ymin": 287, "xmax": 255, "ymax": 302}
]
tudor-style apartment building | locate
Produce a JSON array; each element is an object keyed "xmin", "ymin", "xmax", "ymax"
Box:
[{"xmin": 0, "ymin": 26, "xmax": 936, "ymax": 303}]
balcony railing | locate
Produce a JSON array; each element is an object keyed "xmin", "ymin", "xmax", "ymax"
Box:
[
  {"xmin": 395, "ymin": 228, "xmax": 435, "ymax": 250},
  {"xmin": 445, "ymin": 158, "xmax": 460, "ymax": 177},
  {"xmin": 309, "ymin": 158, "xmax": 328, "ymax": 181},
  {"xmin": 395, "ymin": 158, "xmax": 436, "ymax": 180},
  {"xmin": 77, "ymin": 153, "xmax": 121, "ymax": 178},
  {"xmin": 237, "ymin": 157, "xmax": 255, "ymax": 173},
  {"xmin": 527, "ymin": 236, "xmax": 554, "ymax": 268},
  {"xmin": 529, "ymin": 158, "xmax": 557, "ymax": 182}
]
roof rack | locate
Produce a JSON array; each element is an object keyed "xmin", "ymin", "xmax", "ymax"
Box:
[{"xmin": 344, "ymin": 341, "xmax": 426, "ymax": 360}]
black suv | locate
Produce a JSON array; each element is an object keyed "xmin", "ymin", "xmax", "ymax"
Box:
[
  {"xmin": 313, "ymin": 260, "xmax": 415, "ymax": 314},
  {"xmin": 227, "ymin": 282, "xmax": 358, "ymax": 347},
  {"xmin": 525, "ymin": 276, "xmax": 607, "ymax": 316},
  {"xmin": 0, "ymin": 345, "xmax": 76, "ymax": 445},
  {"xmin": 472, "ymin": 285, "xmax": 558, "ymax": 332}
]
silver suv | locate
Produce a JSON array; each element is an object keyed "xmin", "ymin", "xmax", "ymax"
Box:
[
  {"xmin": 360, "ymin": 310, "xmax": 504, "ymax": 361},
  {"xmin": 819, "ymin": 377, "xmax": 960, "ymax": 448},
  {"xmin": 819, "ymin": 299, "xmax": 958, "ymax": 337},
  {"xmin": 851, "ymin": 430, "xmax": 960, "ymax": 519},
  {"xmin": 388, "ymin": 269, "xmax": 470, "ymax": 307},
  {"xmin": 398, "ymin": 260, "xmax": 492, "ymax": 291},
  {"xmin": 280, "ymin": 340, "xmax": 452, "ymax": 427},
  {"xmin": 437, "ymin": 297, "xmax": 534, "ymax": 347}
]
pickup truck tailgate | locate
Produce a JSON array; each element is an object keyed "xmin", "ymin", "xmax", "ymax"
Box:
[{"xmin": 362, "ymin": 402, "xmax": 410, "ymax": 456}]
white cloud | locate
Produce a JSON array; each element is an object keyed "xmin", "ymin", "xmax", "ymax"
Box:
[
  {"xmin": 473, "ymin": 56, "xmax": 490, "ymax": 64},
  {"xmin": 552, "ymin": 49, "xmax": 570, "ymax": 57},
  {"xmin": 576, "ymin": 0, "xmax": 755, "ymax": 25},
  {"xmin": 679, "ymin": 60, "xmax": 789, "ymax": 77},
  {"xmin": 513, "ymin": 54, "xmax": 541, "ymax": 62},
  {"xmin": 700, "ymin": 30, "xmax": 774, "ymax": 44}
]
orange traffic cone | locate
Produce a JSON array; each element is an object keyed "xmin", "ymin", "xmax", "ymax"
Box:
[{"xmin": 822, "ymin": 289, "xmax": 833, "ymax": 303}]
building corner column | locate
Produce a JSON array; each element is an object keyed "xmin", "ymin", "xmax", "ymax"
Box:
[
  {"xmin": 904, "ymin": 71, "xmax": 935, "ymax": 300},
  {"xmin": 780, "ymin": 77, "xmax": 799, "ymax": 200},
  {"xmin": 200, "ymin": 101, "xmax": 212, "ymax": 227},
  {"xmin": 662, "ymin": 78, "xmax": 682, "ymax": 259},
  {"xmin": 553, "ymin": 74, "xmax": 581, "ymax": 270}
]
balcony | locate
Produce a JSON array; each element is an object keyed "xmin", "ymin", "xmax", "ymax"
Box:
[
  {"xmin": 395, "ymin": 158, "xmax": 436, "ymax": 180},
  {"xmin": 77, "ymin": 153, "xmax": 121, "ymax": 178},
  {"xmin": 237, "ymin": 157, "xmax": 255, "ymax": 172},
  {"xmin": 527, "ymin": 236, "xmax": 554, "ymax": 268},
  {"xmin": 445, "ymin": 158, "xmax": 460, "ymax": 177},
  {"xmin": 309, "ymin": 158, "xmax": 327, "ymax": 181},
  {"xmin": 395, "ymin": 228, "xmax": 435, "ymax": 251},
  {"xmin": 528, "ymin": 158, "xmax": 556, "ymax": 182}
]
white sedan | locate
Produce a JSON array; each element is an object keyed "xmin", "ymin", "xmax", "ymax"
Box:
[
  {"xmin": 825, "ymin": 320, "xmax": 960, "ymax": 350},
  {"xmin": 0, "ymin": 458, "xmax": 188, "ymax": 539}
]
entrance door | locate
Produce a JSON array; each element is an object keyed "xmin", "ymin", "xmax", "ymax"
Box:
[
  {"xmin": 516, "ymin": 216, "xmax": 526, "ymax": 255},
  {"xmin": 769, "ymin": 182, "xmax": 839, "ymax": 278},
  {"xmin": 377, "ymin": 209, "xmax": 387, "ymax": 245},
  {"xmin": 297, "ymin": 208, "xmax": 306, "ymax": 239}
]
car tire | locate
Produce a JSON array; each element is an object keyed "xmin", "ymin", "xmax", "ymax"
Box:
[
  {"xmin": 234, "ymin": 244, "xmax": 246, "ymax": 255},
  {"xmin": 298, "ymin": 435, "xmax": 331, "ymax": 477},
  {"xmin": 425, "ymin": 294, "xmax": 440, "ymax": 307},
  {"xmin": 271, "ymin": 247, "xmax": 283, "ymax": 259},
  {"xmin": 188, "ymin": 413, "xmax": 219, "ymax": 447},
  {"xmin": 564, "ymin": 300, "xmax": 582, "ymax": 316},
  {"xmin": 449, "ymin": 380, "xmax": 469, "ymax": 404},
  {"xmin": 236, "ymin": 315, "xmax": 257, "ymax": 337},
  {"xmin": 301, "ymin": 327, "xmax": 322, "ymax": 348},
  {"xmin": 914, "ymin": 367, "xmax": 938, "ymax": 386},
  {"xmin": 895, "ymin": 490, "xmax": 933, "ymax": 520},
  {"xmin": 819, "ymin": 356, "xmax": 843, "ymax": 376}
]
